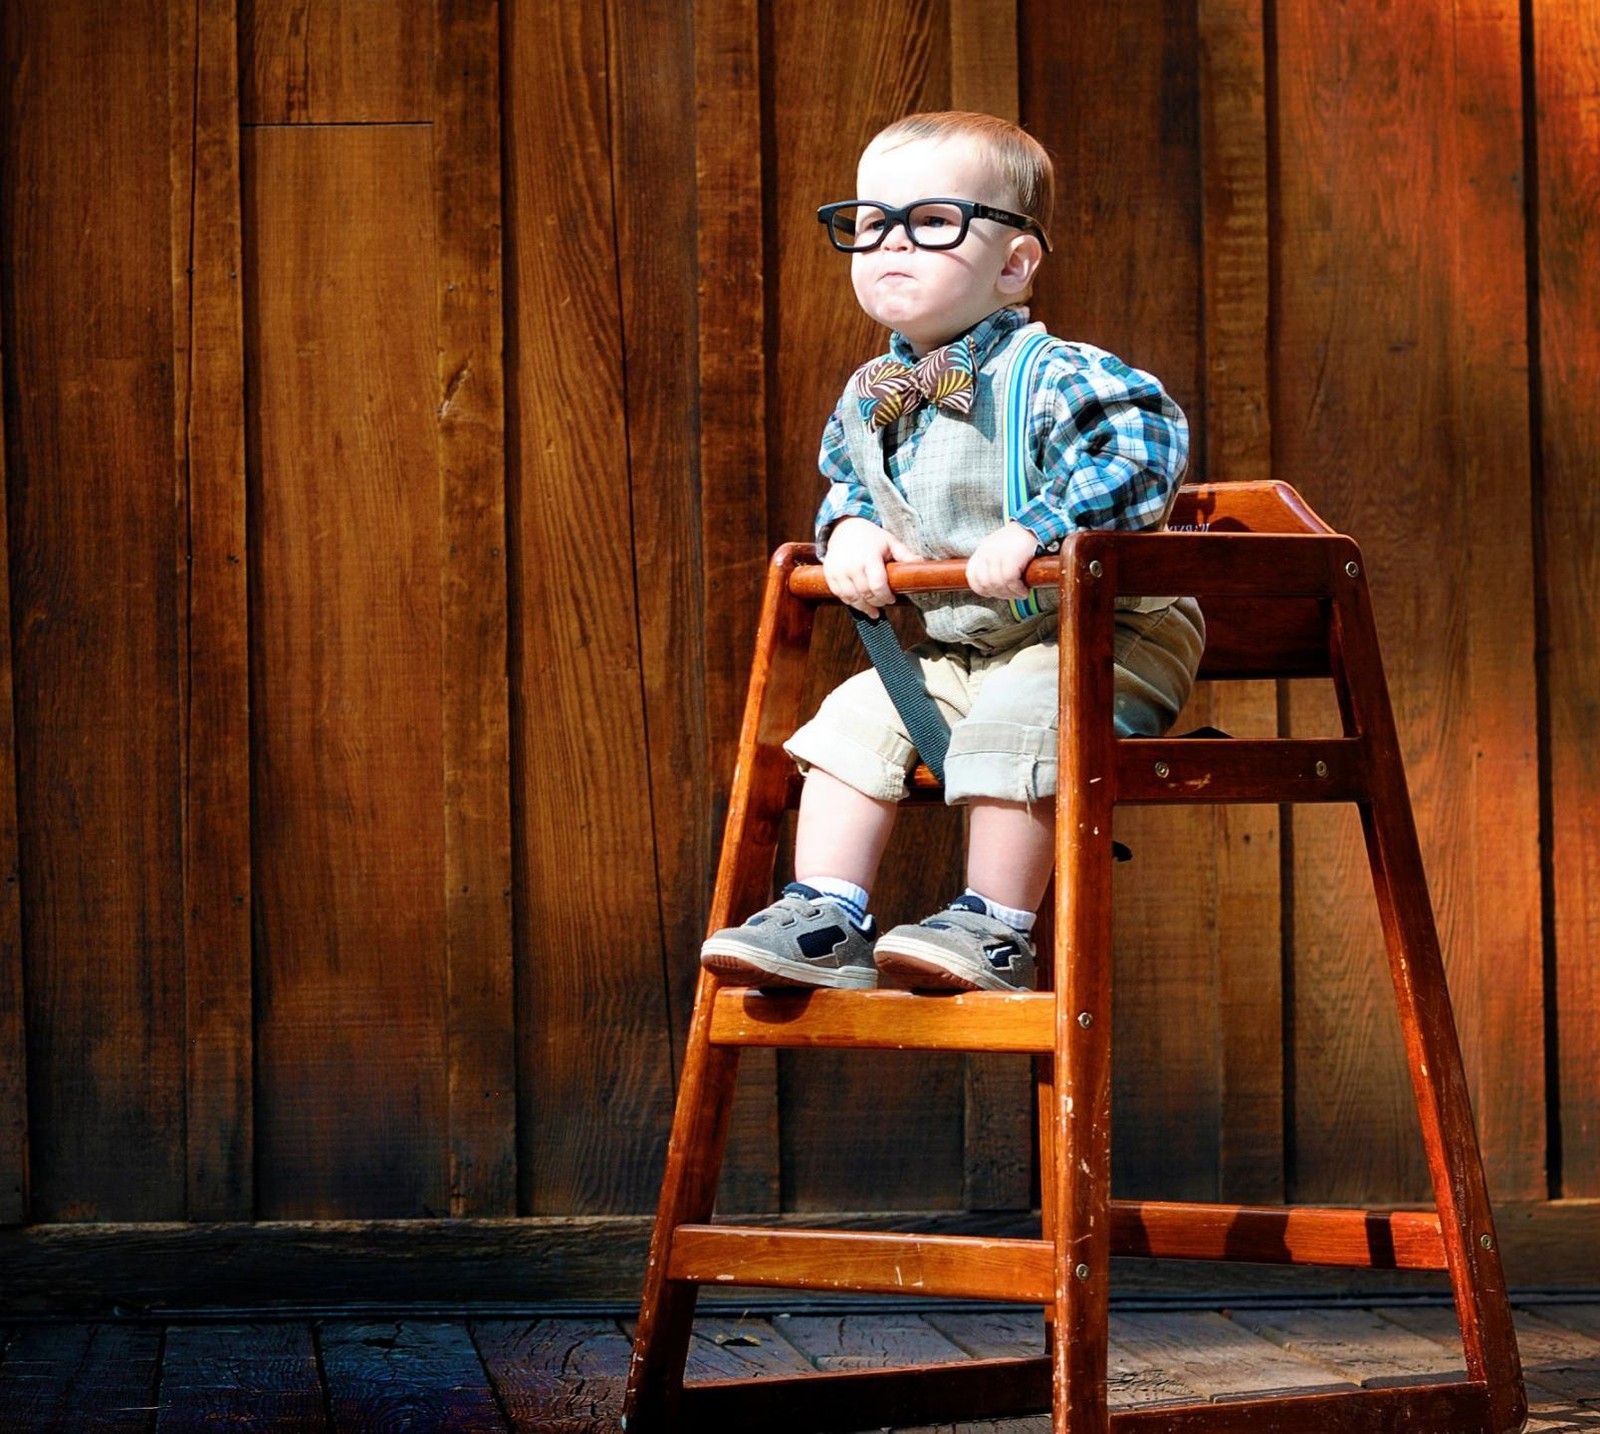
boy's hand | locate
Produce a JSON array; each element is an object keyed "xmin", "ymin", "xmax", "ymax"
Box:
[
  {"xmin": 823, "ymin": 517, "xmax": 919, "ymax": 616},
  {"xmin": 967, "ymin": 521, "xmax": 1040, "ymax": 600}
]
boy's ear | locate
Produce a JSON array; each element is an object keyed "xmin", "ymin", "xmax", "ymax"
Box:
[{"xmin": 996, "ymin": 235, "xmax": 1043, "ymax": 295}]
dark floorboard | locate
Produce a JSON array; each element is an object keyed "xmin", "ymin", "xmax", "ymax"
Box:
[{"xmin": 0, "ymin": 1299, "xmax": 1596, "ymax": 1432}]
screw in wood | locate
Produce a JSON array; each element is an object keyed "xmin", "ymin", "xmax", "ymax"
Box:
[
  {"xmin": 1345, "ymin": 560, "xmax": 1361, "ymax": 578},
  {"xmin": 1154, "ymin": 761, "xmax": 1170, "ymax": 778},
  {"xmin": 1088, "ymin": 559, "xmax": 1103, "ymax": 577},
  {"xmin": 1314, "ymin": 760, "xmax": 1329, "ymax": 777},
  {"xmin": 1075, "ymin": 1263, "xmax": 1091, "ymax": 1281},
  {"xmin": 1480, "ymin": 1233, "xmax": 1494, "ymax": 1249}
]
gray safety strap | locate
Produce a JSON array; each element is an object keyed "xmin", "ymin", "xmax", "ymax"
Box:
[{"xmin": 850, "ymin": 610, "xmax": 949, "ymax": 782}]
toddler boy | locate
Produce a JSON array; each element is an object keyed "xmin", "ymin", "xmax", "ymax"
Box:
[{"xmin": 701, "ymin": 111, "xmax": 1204, "ymax": 993}]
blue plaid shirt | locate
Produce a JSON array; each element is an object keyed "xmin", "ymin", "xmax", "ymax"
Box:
[{"xmin": 815, "ymin": 306, "xmax": 1188, "ymax": 550}]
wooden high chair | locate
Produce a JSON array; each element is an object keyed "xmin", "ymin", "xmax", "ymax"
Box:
[{"xmin": 623, "ymin": 482, "xmax": 1526, "ymax": 1433}]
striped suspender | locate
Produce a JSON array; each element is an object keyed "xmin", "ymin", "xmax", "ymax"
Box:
[{"xmin": 1001, "ymin": 330, "xmax": 1059, "ymax": 622}]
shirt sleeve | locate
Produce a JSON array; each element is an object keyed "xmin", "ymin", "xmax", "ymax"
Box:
[
  {"xmin": 1009, "ymin": 345, "xmax": 1190, "ymax": 549},
  {"xmin": 813, "ymin": 402, "xmax": 878, "ymax": 551}
]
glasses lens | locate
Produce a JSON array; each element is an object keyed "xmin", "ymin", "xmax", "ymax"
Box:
[
  {"xmin": 907, "ymin": 202, "xmax": 968, "ymax": 249},
  {"xmin": 828, "ymin": 205, "xmax": 883, "ymax": 250}
]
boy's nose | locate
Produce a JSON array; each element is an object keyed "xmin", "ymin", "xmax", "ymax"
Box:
[{"xmin": 881, "ymin": 221, "xmax": 915, "ymax": 251}]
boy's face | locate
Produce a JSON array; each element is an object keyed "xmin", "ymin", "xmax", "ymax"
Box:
[{"xmin": 849, "ymin": 135, "xmax": 1040, "ymax": 353}]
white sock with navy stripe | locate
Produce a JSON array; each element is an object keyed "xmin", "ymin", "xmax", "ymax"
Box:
[
  {"xmin": 799, "ymin": 877, "xmax": 872, "ymax": 931},
  {"xmin": 965, "ymin": 888, "xmax": 1036, "ymax": 933}
]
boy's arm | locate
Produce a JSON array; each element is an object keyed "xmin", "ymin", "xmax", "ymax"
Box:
[
  {"xmin": 813, "ymin": 407, "xmax": 877, "ymax": 550},
  {"xmin": 1009, "ymin": 348, "xmax": 1190, "ymax": 548},
  {"xmin": 813, "ymin": 404, "xmax": 916, "ymax": 615}
]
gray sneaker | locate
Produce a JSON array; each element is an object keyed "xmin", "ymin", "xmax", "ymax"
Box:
[
  {"xmin": 700, "ymin": 883, "xmax": 878, "ymax": 989},
  {"xmin": 873, "ymin": 895, "xmax": 1037, "ymax": 992}
]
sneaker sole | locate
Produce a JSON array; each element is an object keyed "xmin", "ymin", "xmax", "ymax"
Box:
[
  {"xmin": 700, "ymin": 936, "xmax": 877, "ymax": 990},
  {"xmin": 873, "ymin": 933, "xmax": 1031, "ymax": 993}
]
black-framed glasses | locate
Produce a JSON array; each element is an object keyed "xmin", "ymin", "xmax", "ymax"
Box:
[{"xmin": 817, "ymin": 197, "xmax": 1052, "ymax": 254}]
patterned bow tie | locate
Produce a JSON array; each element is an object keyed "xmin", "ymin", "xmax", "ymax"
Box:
[{"xmin": 854, "ymin": 336, "xmax": 978, "ymax": 430}]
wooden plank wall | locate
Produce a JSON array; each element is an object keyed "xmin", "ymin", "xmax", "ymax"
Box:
[
  {"xmin": 0, "ymin": 0, "xmax": 1595, "ymax": 1275},
  {"xmin": 1534, "ymin": 0, "xmax": 1600, "ymax": 1199}
]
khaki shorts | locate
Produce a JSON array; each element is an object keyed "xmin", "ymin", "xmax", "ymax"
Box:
[{"xmin": 784, "ymin": 597, "xmax": 1205, "ymax": 804}]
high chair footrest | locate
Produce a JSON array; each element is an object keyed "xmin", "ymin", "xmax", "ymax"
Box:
[
  {"xmin": 708, "ymin": 986, "xmax": 1055, "ymax": 1051},
  {"xmin": 1114, "ymin": 1200, "xmax": 1447, "ymax": 1268},
  {"xmin": 668, "ymin": 1224, "xmax": 1054, "ymax": 1301}
]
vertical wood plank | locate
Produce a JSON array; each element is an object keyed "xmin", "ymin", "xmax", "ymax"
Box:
[
  {"xmin": 948, "ymin": 0, "xmax": 1032, "ymax": 1215},
  {"xmin": 502, "ymin": 0, "xmax": 674, "ymax": 1213},
  {"xmin": 766, "ymin": 0, "xmax": 970, "ymax": 1213},
  {"xmin": 1534, "ymin": 0, "xmax": 1600, "ymax": 1195},
  {"xmin": 1274, "ymin": 0, "xmax": 1543, "ymax": 1200},
  {"xmin": 173, "ymin": 0, "xmax": 254, "ymax": 1222},
  {"xmin": 694, "ymin": 0, "xmax": 781, "ymax": 1214},
  {"xmin": 1022, "ymin": 0, "xmax": 1218, "ymax": 1201},
  {"xmin": 246, "ymin": 126, "xmax": 450, "ymax": 1218},
  {"xmin": 3, "ymin": 0, "xmax": 186, "ymax": 1221},
  {"xmin": 606, "ymin": 0, "xmax": 707, "ymax": 1105},
  {"xmin": 240, "ymin": 0, "xmax": 435, "ymax": 124},
  {"xmin": 0, "ymin": 135, "xmax": 25, "ymax": 1230},
  {"xmin": 1196, "ymin": 0, "xmax": 1283, "ymax": 1203},
  {"xmin": 949, "ymin": 0, "xmax": 1019, "ymax": 123},
  {"xmin": 1196, "ymin": 0, "xmax": 1271, "ymax": 488},
  {"xmin": 435, "ymin": 0, "xmax": 516, "ymax": 1218}
]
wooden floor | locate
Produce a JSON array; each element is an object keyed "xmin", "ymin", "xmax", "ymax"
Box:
[{"xmin": 2, "ymin": 1298, "xmax": 1598, "ymax": 1431}]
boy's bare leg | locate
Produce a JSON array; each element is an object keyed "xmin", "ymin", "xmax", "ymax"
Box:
[
  {"xmin": 965, "ymin": 797, "xmax": 1055, "ymax": 914},
  {"xmin": 793, "ymin": 767, "xmax": 899, "ymax": 890}
]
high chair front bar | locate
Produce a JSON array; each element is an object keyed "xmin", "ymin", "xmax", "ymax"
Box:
[{"xmin": 623, "ymin": 482, "xmax": 1526, "ymax": 1434}]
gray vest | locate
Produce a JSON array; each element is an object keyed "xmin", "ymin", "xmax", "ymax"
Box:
[
  {"xmin": 840, "ymin": 323, "xmax": 1058, "ymax": 645},
  {"xmin": 840, "ymin": 323, "xmax": 1177, "ymax": 646}
]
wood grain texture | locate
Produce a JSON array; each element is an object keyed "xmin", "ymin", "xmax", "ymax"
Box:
[
  {"xmin": 777, "ymin": 1310, "xmax": 969, "ymax": 1370},
  {"xmin": 694, "ymin": 0, "xmax": 782, "ymax": 1215},
  {"xmin": 1111, "ymin": 1311, "xmax": 1354, "ymax": 1399},
  {"xmin": 435, "ymin": 0, "xmax": 516, "ymax": 1219},
  {"xmin": 0, "ymin": 1200, "xmax": 1595, "ymax": 1311},
  {"xmin": 3, "ymin": 0, "xmax": 187, "ymax": 1222},
  {"xmin": 1196, "ymin": 0, "xmax": 1271, "ymax": 488},
  {"xmin": 0, "ymin": 1324, "xmax": 162, "ymax": 1433},
  {"xmin": 155, "ymin": 1323, "xmax": 325, "ymax": 1430},
  {"xmin": 245, "ymin": 125, "xmax": 450, "ymax": 1218},
  {"xmin": 607, "ymin": 0, "xmax": 708, "ymax": 1111},
  {"xmin": 950, "ymin": 0, "xmax": 1019, "ymax": 122},
  {"xmin": 240, "ymin": 0, "xmax": 434, "ymax": 124},
  {"xmin": 318, "ymin": 1321, "xmax": 507, "ymax": 1433},
  {"xmin": 0, "ymin": 114, "xmax": 24, "ymax": 1228},
  {"xmin": 475, "ymin": 1318, "xmax": 632, "ymax": 1433},
  {"xmin": 1274, "ymin": 0, "xmax": 1544, "ymax": 1202},
  {"xmin": 1227, "ymin": 1306, "xmax": 1466, "ymax": 1387},
  {"xmin": 502, "ymin": 0, "xmax": 674, "ymax": 1213},
  {"xmin": 170, "ymin": 0, "xmax": 254, "ymax": 1223},
  {"xmin": 1534, "ymin": 0, "xmax": 1600, "ymax": 1196}
]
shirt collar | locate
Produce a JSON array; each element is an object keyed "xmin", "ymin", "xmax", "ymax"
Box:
[{"xmin": 887, "ymin": 305, "xmax": 1030, "ymax": 367}]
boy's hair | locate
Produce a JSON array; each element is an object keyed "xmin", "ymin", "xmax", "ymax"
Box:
[{"xmin": 867, "ymin": 111, "xmax": 1055, "ymax": 234}]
